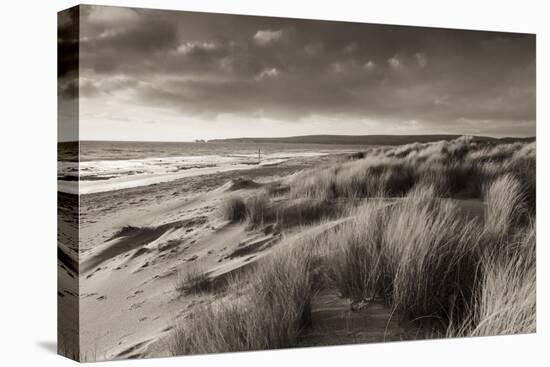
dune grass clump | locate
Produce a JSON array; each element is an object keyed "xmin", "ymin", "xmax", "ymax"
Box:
[
  {"xmin": 243, "ymin": 192, "xmax": 271, "ymax": 227},
  {"xmin": 289, "ymin": 159, "xmax": 418, "ymax": 200},
  {"xmin": 440, "ymin": 162, "xmax": 482, "ymax": 197},
  {"xmin": 220, "ymin": 191, "xmax": 345, "ymax": 230},
  {"xmin": 169, "ymin": 301, "xmax": 250, "ymax": 355},
  {"xmin": 220, "ymin": 196, "xmax": 247, "ymax": 222},
  {"xmin": 483, "ymin": 174, "xmax": 527, "ymax": 240},
  {"xmin": 273, "ymin": 199, "xmax": 344, "ymax": 229},
  {"xmin": 265, "ymin": 182, "xmax": 291, "ymax": 197},
  {"xmin": 288, "ymin": 167, "xmax": 339, "ymax": 201},
  {"xmin": 386, "ymin": 190, "xmax": 482, "ymax": 323},
  {"xmin": 110, "ymin": 225, "xmax": 158, "ymax": 240},
  {"xmin": 329, "ymin": 186, "xmax": 483, "ymax": 323},
  {"xmin": 475, "ymin": 225, "xmax": 536, "ymax": 335},
  {"xmin": 505, "ymin": 149, "xmax": 536, "ymax": 213},
  {"xmin": 448, "ymin": 224, "xmax": 536, "ymax": 337},
  {"xmin": 328, "ymin": 200, "xmax": 392, "ymax": 302},
  {"xmin": 220, "ymin": 193, "xmax": 272, "ymax": 226},
  {"xmin": 174, "ymin": 266, "xmax": 212, "ymax": 295},
  {"xmin": 288, "ymin": 137, "xmax": 535, "ymax": 203},
  {"xmin": 169, "ymin": 238, "xmax": 321, "ymax": 355},
  {"xmin": 328, "ymin": 176, "xmax": 534, "ymax": 333},
  {"xmin": 447, "ymin": 177, "xmax": 536, "ymax": 336}
]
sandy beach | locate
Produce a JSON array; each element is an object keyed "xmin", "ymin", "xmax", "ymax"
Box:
[{"xmin": 60, "ymin": 152, "xmax": 373, "ymax": 360}]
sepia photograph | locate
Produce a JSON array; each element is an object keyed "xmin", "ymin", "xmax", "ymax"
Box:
[{"xmin": 57, "ymin": 5, "xmax": 535, "ymax": 362}]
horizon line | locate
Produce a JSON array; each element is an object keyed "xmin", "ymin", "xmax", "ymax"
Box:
[{"xmin": 59, "ymin": 133, "xmax": 536, "ymax": 144}]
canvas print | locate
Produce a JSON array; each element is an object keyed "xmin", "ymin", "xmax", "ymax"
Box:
[{"xmin": 58, "ymin": 5, "xmax": 536, "ymax": 362}]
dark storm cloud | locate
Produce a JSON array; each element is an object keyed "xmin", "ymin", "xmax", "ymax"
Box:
[
  {"xmin": 78, "ymin": 5, "xmax": 536, "ymax": 135},
  {"xmin": 58, "ymin": 6, "xmax": 80, "ymax": 99}
]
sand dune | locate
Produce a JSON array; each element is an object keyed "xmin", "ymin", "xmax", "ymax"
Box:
[
  {"xmin": 75, "ymin": 173, "xmax": 288, "ymax": 360},
  {"xmin": 62, "ymin": 139, "xmax": 532, "ymax": 361}
]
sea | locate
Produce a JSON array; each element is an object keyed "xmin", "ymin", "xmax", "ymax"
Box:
[{"xmin": 58, "ymin": 141, "xmax": 367, "ymax": 195}]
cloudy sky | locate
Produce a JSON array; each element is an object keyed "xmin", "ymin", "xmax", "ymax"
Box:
[{"xmin": 59, "ymin": 5, "xmax": 536, "ymax": 141}]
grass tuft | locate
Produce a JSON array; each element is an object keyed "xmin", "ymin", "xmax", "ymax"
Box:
[
  {"xmin": 174, "ymin": 266, "xmax": 212, "ymax": 295},
  {"xmin": 484, "ymin": 174, "xmax": 527, "ymax": 240},
  {"xmin": 448, "ymin": 224, "xmax": 536, "ymax": 337},
  {"xmin": 169, "ymin": 237, "xmax": 322, "ymax": 355},
  {"xmin": 220, "ymin": 196, "xmax": 247, "ymax": 222}
]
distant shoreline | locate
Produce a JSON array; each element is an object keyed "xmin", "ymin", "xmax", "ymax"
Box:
[
  {"xmin": 208, "ymin": 134, "xmax": 535, "ymax": 145},
  {"xmin": 58, "ymin": 134, "xmax": 535, "ymax": 146},
  {"xmin": 57, "ymin": 150, "xmax": 340, "ymax": 195}
]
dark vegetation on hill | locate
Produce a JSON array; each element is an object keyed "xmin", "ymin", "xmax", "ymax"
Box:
[{"xmin": 208, "ymin": 134, "xmax": 534, "ymax": 146}]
